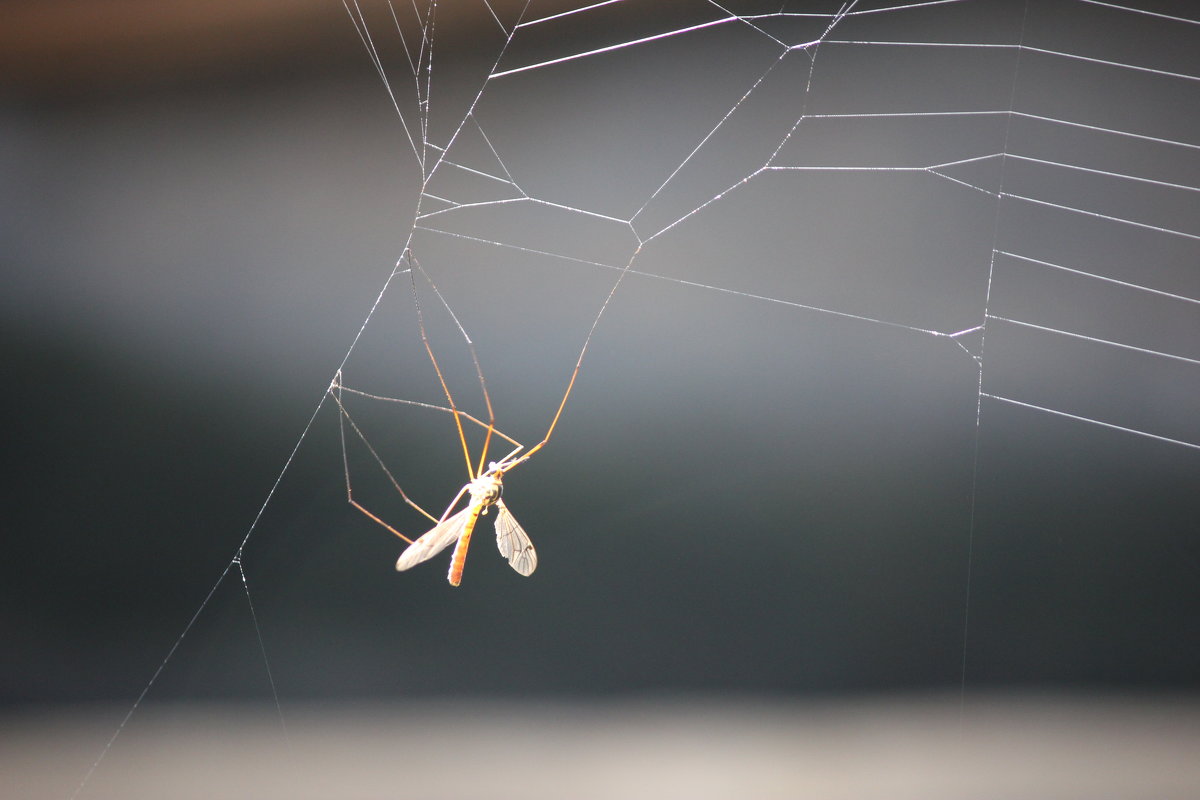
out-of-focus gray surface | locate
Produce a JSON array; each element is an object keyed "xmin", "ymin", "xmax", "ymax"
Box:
[
  {"xmin": 2, "ymin": 3, "xmax": 1199, "ymax": 797},
  {"xmin": 2, "ymin": 0, "xmax": 1196, "ymax": 710},
  {"xmin": 7, "ymin": 697, "xmax": 1200, "ymax": 800}
]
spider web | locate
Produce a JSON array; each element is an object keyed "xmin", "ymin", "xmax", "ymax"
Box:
[{"xmin": 65, "ymin": 0, "xmax": 1199, "ymax": 796}]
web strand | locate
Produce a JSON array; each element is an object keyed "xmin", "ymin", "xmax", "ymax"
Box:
[
  {"xmin": 959, "ymin": 0, "xmax": 1030, "ymax": 714},
  {"xmin": 982, "ymin": 394, "xmax": 1200, "ymax": 451},
  {"xmin": 237, "ymin": 561, "xmax": 290, "ymax": 748},
  {"xmin": 76, "ymin": 2, "xmax": 1199, "ymax": 793},
  {"xmin": 70, "ymin": 566, "xmax": 235, "ymax": 799}
]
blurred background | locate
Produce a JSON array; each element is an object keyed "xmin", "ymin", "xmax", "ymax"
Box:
[{"xmin": 2, "ymin": 1, "xmax": 1198, "ymax": 797}]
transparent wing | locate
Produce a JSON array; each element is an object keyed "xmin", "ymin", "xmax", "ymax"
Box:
[
  {"xmin": 493, "ymin": 499, "xmax": 537, "ymax": 576},
  {"xmin": 396, "ymin": 506, "xmax": 471, "ymax": 571}
]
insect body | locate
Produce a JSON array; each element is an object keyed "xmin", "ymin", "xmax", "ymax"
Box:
[
  {"xmin": 334, "ymin": 253, "xmax": 585, "ymax": 587},
  {"xmin": 395, "ymin": 466, "xmax": 536, "ymax": 586}
]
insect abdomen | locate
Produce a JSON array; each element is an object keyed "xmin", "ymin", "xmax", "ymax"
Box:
[{"xmin": 447, "ymin": 506, "xmax": 482, "ymax": 587}]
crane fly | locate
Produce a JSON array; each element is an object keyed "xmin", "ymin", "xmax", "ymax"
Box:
[
  {"xmin": 332, "ymin": 249, "xmax": 625, "ymax": 586},
  {"xmin": 395, "ymin": 465, "xmax": 536, "ymax": 586}
]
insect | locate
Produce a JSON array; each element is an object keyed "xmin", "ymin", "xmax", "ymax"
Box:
[
  {"xmin": 330, "ymin": 252, "xmax": 604, "ymax": 586},
  {"xmin": 394, "ymin": 463, "xmax": 535, "ymax": 585}
]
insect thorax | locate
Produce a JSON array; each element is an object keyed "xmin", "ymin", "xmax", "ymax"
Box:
[{"xmin": 468, "ymin": 474, "xmax": 503, "ymax": 507}]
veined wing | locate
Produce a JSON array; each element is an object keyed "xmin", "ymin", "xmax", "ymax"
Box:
[
  {"xmin": 396, "ymin": 506, "xmax": 472, "ymax": 571},
  {"xmin": 493, "ymin": 499, "xmax": 537, "ymax": 576}
]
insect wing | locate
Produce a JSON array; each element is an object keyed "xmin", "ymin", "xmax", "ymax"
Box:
[
  {"xmin": 396, "ymin": 506, "xmax": 471, "ymax": 571},
  {"xmin": 494, "ymin": 499, "xmax": 537, "ymax": 576}
]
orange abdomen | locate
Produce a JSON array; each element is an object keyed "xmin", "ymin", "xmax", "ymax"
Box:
[{"xmin": 447, "ymin": 507, "xmax": 482, "ymax": 587}]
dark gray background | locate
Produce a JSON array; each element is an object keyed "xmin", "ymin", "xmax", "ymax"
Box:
[{"xmin": 2, "ymin": 0, "xmax": 1197, "ymax": 716}]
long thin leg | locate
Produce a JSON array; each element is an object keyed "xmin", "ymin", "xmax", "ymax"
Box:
[
  {"xmin": 331, "ymin": 374, "xmax": 525, "ymax": 540},
  {"xmin": 408, "ymin": 255, "xmax": 479, "ymax": 479},
  {"xmin": 333, "ymin": 376, "xmax": 436, "ymax": 544},
  {"xmin": 348, "ymin": 498, "xmax": 415, "ymax": 544},
  {"xmin": 409, "ymin": 255, "xmax": 499, "ymax": 478},
  {"xmin": 502, "ymin": 247, "xmax": 642, "ymax": 473},
  {"xmin": 504, "ymin": 358, "xmax": 579, "ymax": 469},
  {"xmin": 332, "ymin": 382, "xmax": 521, "ymax": 452}
]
